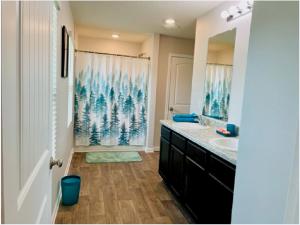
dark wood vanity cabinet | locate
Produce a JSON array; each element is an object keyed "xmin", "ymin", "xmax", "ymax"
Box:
[
  {"xmin": 159, "ymin": 125, "xmax": 236, "ymax": 224},
  {"xmin": 169, "ymin": 145, "xmax": 185, "ymax": 198},
  {"xmin": 159, "ymin": 137, "xmax": 170, "ymax": 182}
]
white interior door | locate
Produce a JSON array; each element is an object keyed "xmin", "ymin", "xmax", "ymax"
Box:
[
  {"xmin": 2, "ymin": 1, "xmax": 53, "ymax": 223},
  {"xmin": 167, "ymin": 55, "xmax": 194, "ymax": 119}
]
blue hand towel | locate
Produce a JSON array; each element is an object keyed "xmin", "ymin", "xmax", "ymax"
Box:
[
  {"xmin": 173, "ymin": 113, "xmax": 198, "ymax": 119},
  {"xmin": 173, "ymin": 117, "xmax": 198, "ymax": 123}
]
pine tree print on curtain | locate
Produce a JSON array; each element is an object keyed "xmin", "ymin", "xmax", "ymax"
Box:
[
  {"xmin": 202, "ymin": 64, "xmax": 232, "ymax": 121},
  {"xmin": 74, "ymin": 52, "xmax": 149, "ymax": 146}
]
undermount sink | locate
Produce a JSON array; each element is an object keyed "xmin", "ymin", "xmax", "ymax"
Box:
[
  {"xmin": 173, "ymin": 122, "xmax": 209, "ymax": 130},
  {"xmin": 209, "ymin": 138, "xmax": 239, "ymax": 151}
]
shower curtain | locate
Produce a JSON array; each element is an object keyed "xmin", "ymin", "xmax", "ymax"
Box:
[
  {"xmin": 74, "ymin": 52, "xmax": 149, "ymax": 146},
  {"xmin": 202, "ymin": 64, "xmax": 232, "ymax": 121}
]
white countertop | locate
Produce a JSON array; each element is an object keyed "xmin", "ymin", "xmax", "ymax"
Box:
[{"xmin": 160, "ymin": 120, "xmax": 238, "ymax": 165}]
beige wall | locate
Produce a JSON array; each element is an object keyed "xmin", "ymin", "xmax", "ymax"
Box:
[
  {"xmin": 77, "ymin": 36, "xmax": 142, "ymax": 56},
  {"xmin": 207, "ymin": 48, "xmax": 234, "ymax": 65},
  {"xmin": 154, "ymin": 35, "xmax": 194, "ymax": 147},
  {"xmin": 52, "ymin": 1, "xmax": 75, "ymax": 216}
]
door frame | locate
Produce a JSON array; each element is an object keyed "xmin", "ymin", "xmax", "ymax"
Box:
[{"xmin": 164, "ymin": 53, "xmax": 194, "ymax": 119}]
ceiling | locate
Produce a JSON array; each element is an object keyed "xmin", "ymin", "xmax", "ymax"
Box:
[
  {"xmin": 76, "ymin": 25, "xmax": 150, "ymax": 43},
  {"xmin": 70, "ymin": 1, "xmax": 222, "ymax": 41}
]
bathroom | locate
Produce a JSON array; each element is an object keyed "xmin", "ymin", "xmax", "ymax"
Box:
[{"xmin": 1, "ymin": 1, "xmax": 298, "ymax": 224}]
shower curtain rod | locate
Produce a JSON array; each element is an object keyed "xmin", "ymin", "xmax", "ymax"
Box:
[
  {"xmin": 207, "ymin": 63, "xmax": 233, "ymax": 66},
  {"xmin": 75, "ymin": 49, "xmax": 150, "ymax": 60}
]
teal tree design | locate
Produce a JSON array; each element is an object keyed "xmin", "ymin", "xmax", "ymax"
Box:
[
  {"xmin": 82, "ymin": 102, "xmax": 91, "ymax": 136},
  {"xmin": 139, "ymin": 106, "xmax": 147, "ymax": 137},
  {"xmin": 90, "ymin": 89, "xmax": 96, "ymax": 112},
  {"xmin": 101, "ymin": 113, "xmax": 110, "ymax": 139},
  {"xmin": 137, "ymin": 89, "xmax": 143, "ymax": 104},
  {"xmin": 129, "ymin": 113, "xmax": 139, "ymax": 140},
  {"xmin": 119, "ymin": 122, "xmax": 129, "ymax": 145},
  {"xmin": 109, "ymin": 87, "xmax": 115, "ymax": 103},
  {"xmin": 96, "ymin": 94, "xmax": 107, "ymax": 114},
  {"xmin": 89, "ymin": 123, "xmax": 100, "ymax": 145},
  {"xmin": 74, "ymin": 93, "xmax": 81, "ymax": 136},
  {"xmin": 110, "ymin": 103, "xmax": 120, "ymax": 136},
  {"xmin": 80, "ymin": 86, "xmax": 87, "ymax": 100},
  {"xmin": 74, "ymin": 57, "xmax": 149, "ymax": 147},
  {"xmin": 123, "ymin": 95, "xmax": 135, "ymax": 116}
]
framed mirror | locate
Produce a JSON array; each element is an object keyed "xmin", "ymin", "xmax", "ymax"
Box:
[{"xmin": 202, "ymin": 29, "xmax": 236, "ymax": 121}]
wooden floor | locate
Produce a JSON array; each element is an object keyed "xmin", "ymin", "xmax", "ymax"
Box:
[{"xmin": 55, "ymin": 152, "xmax": 191, "ymax": 224}]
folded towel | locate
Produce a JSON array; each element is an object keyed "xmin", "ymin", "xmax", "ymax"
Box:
[
  {"xmin": 173, "ymin": 117, "xmax": 198, "ymax": 123},
  {"xmin": 173, "ymin": 113, "xmax": 198, "ymax": 119}
]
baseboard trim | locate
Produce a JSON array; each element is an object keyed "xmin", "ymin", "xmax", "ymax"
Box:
[
  {"xmin": 145, "ymin": 146, "xmax": 160, "ymax": 152},
  {"xmin": 51, "ymin": 148, "xmax": 74, "ymax": 224},
  {"xmin": 145, "ymin": 147, "xmax": 154, "ymax": 153},
  {"xmin": 74, "ymin": 146, "xmax": 148, "ymax": 152},
  {"xmin": 154, "ymin": 146, "xmax": 160, "ymax": 151}
]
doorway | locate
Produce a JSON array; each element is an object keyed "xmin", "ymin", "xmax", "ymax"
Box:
[
  {"xmin": 2, "ymin": 1, "xmax": 55, "ymax": 223},
  {"xmin": 165, "ymin": 54, "xmax": 194, "ymax": 119}
]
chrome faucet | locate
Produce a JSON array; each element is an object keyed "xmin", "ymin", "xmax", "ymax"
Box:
[{"xmin": 195, "ymin": 115, "xmax": 207, "ymax": 126}]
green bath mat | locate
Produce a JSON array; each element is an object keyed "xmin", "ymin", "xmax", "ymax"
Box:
[{"xmin": 86, "ymin": 152, "xmax": 142, "ymax": 163}]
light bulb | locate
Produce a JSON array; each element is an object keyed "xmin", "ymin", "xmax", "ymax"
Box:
[
  {"xmin": 238, "ymin": 1, "xmax": 248, "ymax": 11},
  {"xmin": 220, "ymin": 11, "xmax": 229, "ymax": 19}
]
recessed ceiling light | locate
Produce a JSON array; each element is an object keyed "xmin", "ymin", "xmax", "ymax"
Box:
[
  {"xmin": 165, "ymin": 18, "xmax": 175, "ymax": 25},
  {"xmin": 112, "ymin": 34, "xmax": 119, "ymax": 39},
  {"xmin": 163, "ymin": 18, "xmax": 177, "ymax": 28}
]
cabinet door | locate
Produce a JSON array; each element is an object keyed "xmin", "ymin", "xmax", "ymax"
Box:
[
  {"xmin": 184, "ymin": 157, "xmax": 209, "ymax": 223},
  {"xmin": 169, "ymin": 145, "xmax": 185, "ymax": 198},
  {"xmin": 159, "ymin": 137, "xmax": 170, "ymax": 182},
  {"xmin": 206, "ymin": 175, "xmax": 234, "ymax": 224}
]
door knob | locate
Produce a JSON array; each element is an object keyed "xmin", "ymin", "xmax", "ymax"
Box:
[
  {"xmin": 50, "ymin": 156, "xmax": 63, "ymax": 169},
  {"xmin": 169, "ymin": 107, "xmax": 174, "ymax": 112}
]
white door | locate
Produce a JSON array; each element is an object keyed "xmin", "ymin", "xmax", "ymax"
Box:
[
  {"xmin": 2, "ymin": 1, "xmax": 54, "ymax": 223},
  {"xmin": 167, "ymin": 55, "xmax": 194, "ymax": 119}
]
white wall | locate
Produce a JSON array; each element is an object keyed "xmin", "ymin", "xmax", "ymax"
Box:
[
  {"xmin": 77, "ymin": 36, "xmax": 142, "ymax": 56},
  {"xmin": 232, "ymin": 1, "xmax": 299, "ymax": 223},
  {"xmin": 190, "ymin": 1, "xmax": 252, "ymax": 126},
  {"xmin": 52, "ymin": 0, "xmax": 75, "ymax": 217}
]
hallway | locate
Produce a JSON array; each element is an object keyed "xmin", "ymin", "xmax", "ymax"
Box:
[{"xmin": 55, "ymin": 152, "xmax": 191, "ymax": 224}]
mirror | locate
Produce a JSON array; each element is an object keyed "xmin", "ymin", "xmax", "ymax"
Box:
[{"xmin": 202, "ymin": 29, "xmax": 236, "ymax": 121}]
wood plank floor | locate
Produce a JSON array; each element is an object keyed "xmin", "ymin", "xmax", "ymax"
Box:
[{"xmin": 55, "ymin": 152, "xmax": 192, "ymax": 224}]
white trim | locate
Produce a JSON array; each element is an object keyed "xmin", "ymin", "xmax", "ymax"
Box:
[
  {"xmin": 164, "ymin": 53, "xmax": 194, "ymax": 119},
  {"xmin": 154, "ymin": 146, "xmax": 160, "ymax": 151},
  {"xmin": 145, "ymin": 34, "xmax": 160, "ymax": 151},
  {"xmin": 51, "ymin": 148, "xmax": 74, "ymax": 224},
  {"xmin": 74, "ymin": 146, "xmax": 147, "ymax": 152},
  {"xmin": 145, "ymin": 146, "xmax": 155, "ymax": 153}
]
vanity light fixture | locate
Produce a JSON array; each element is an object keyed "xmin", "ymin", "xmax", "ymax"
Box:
[
  {"xmin": 112, "ymin": 33, "xmax": 120, "ymax": 39},
  {"xmin": 220, "ymin": 0, "xmax": 253, "ymax": 22}
]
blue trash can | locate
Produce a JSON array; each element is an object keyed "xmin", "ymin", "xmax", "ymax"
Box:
[{"xmin": 61, "ymin": 175, "xmax": 81, "ymax": 206}]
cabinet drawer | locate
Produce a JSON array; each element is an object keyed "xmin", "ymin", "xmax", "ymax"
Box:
[
  {"xmin": 186, "ymin": 141, "xmax": 206, "ymax": 169},
  {"xmin": 171, "ymin": 132, "xmax": 186, "ymax": 151},
  {"xmin": 161, "ymin": 126, "xmax": 171, "ymax": 141},
  {"xmin": 208, "ymin": 154, "xmax": 236, "ymax": 191}
]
